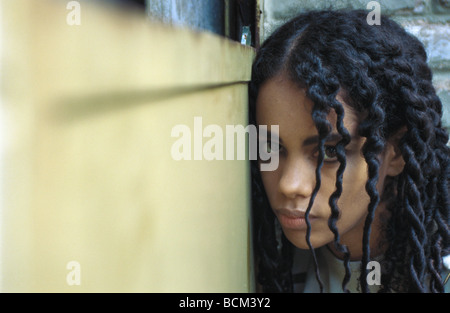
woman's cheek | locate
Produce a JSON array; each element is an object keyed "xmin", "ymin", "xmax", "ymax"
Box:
[{"xmin": 338, "ymin": 159, "xmax": 371, "ymax": 214}]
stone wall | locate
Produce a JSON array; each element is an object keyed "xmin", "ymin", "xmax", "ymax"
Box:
[{"xmin": 259, "ymin": 0, "xmax": 450, "ymax": 131}]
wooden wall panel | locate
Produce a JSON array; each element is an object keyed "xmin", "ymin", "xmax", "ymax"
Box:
[{"xmin": 1, "ymin": 0, "xmax": 255, "ymax": 292}]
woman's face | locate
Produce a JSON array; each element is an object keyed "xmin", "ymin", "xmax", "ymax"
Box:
[{"xmin": 256, "ymin": 74, "xmax": 394, "ymax": 258}]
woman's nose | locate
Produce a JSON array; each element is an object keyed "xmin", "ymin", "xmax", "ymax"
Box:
[{"xmin": 279, "ymin": 156, "xmax": 315, "ymax": 200}]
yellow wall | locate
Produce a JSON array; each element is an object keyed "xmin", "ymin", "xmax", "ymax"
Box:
[{"xmin": 1, "ymin": 0, "xmax": 255, "ymax": 292}]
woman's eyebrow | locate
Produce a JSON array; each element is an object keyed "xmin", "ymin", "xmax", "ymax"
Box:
[
  {"xmin": 261, "ymin": 131, "xmax": 354, "ymax": 146},
  {"xmin": 260, "ymin": 130, "xmax": 283, "ymax": 144},
  {"xmin": 303, "ymin": 133, "xmax": 350, "ymax": 146}
]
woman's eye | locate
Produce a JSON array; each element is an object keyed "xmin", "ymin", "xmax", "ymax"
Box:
[
  {"xmin": 260, "ymin": 141, "xmax": 281, "ymax": 154},
  {"xmin": 324, "ymin": 145, "xmax": 338, "ymax": 161},
  {"xmin": 264, "ymin": 141, "xmax": 272, "ymax": 153}
]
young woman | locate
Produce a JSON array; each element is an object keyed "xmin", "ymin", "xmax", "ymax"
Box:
[{"xmin": 249, "ymin": 9, "xmax": 450, "ymax": 293}]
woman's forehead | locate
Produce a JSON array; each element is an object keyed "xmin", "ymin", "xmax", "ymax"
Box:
[{"xmin": 256, "ymin": 75, "xmax": 361, "ymax": 137}]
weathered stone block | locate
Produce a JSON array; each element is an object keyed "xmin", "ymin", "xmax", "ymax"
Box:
[
  {"xmin": 433, "ymin": 74, "xmax": 450, "ymax": 130},
  {"xmin": 402, "ymin": 21, "xmax": 450, "ymax": 70},
  {"xmin": 348, "ymin": 0, "xmax": 429, "ymax": 15},
  {"xmin": 431, "ymin": 0, "xmax": 450, "ymax": 14}
]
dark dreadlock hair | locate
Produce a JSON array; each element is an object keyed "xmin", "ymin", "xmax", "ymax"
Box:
[{"xmin": 249, "ymin": 9, "xmax": 450, "ymax": 293}]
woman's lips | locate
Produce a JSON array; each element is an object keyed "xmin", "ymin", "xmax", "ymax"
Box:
[{"xmin": 275, "ymin": 208, "xmax": 317, "ymax": 230}]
